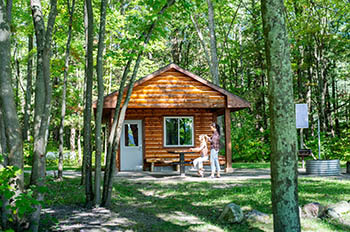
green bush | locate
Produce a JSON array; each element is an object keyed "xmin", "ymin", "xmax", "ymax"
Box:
[
  {"xmin": 304, "ymin": 129, "xmax": 350, "ymax": 160},
  {"xmin": 231, "ymin": 116, "xmax": 271, "ymax": 162},
  {"xmin": 0, "ymin": 154, "xmax": 40, "ymax": 231}
]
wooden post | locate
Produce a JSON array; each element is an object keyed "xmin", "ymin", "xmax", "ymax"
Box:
[{"xmin": 225, "ymin": 108, "xmax": 233, "ymax": 172}]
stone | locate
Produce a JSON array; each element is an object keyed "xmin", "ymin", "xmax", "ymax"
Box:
[
  {"xmin": 302, "ymin": 202, "xmax": 326, "ymax": 218},
  {"xmin": 218, "ymin": 203, "xmax": 244, "ymax": 223},
  {"xmin": 326, "ymin": 208, "xmax": 342, "ymax": 220},
  {"xmin": 245, "ymin": 209, "xmax": 270, "ymax": 224},
  {"xmin": 327, "ymin": 201, "xmax": 350, "ymax": 215}
]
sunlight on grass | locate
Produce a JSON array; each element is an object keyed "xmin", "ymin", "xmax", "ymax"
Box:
[{"xmin": 39, "ymin": 172, "xmax": 350, "ymax": 232}]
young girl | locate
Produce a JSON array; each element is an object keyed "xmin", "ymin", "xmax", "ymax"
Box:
[{"xmin": 190, "ymin": 134, "xmax": 209, "ymax": 177}]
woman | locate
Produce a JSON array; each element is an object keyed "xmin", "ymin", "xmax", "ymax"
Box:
[
  {"xmin": 205, "ymin": 122, "xmax": 221, "ymax": 178},
  {"xmin": 190, "ymin": 134, "xmax": 208, "ymax": 177}
]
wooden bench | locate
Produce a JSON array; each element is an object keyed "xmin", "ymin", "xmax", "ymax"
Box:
[{"xmin": 145, "ymin": 156, "xmax": 226, "ymax": 172}]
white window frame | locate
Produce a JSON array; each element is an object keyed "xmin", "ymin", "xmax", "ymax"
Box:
[{"xmin": 163, "ymin": 116, "xmax": 194, "ymax": 147}]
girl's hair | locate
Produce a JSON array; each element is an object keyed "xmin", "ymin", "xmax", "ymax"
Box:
[
  {"xmin": 199, "ymin": 134, "xmax": 206, "ymax": 142},
  {"xmin": 211, "ymin": 122, "xmax": 220, "ymax": 135}
]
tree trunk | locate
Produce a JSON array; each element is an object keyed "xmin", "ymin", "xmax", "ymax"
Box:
[
  {"xmin": 77, "ymin": 129, "xmax": 82, "ymax": 164},
  {"xmin": 347, "ymin": 161, "xmax": 350, "ymax": 174},
  {"xmin": 261, "ymin": 0, "xmax": 301, "ymax": 231},
  {"xmin": 101, "ymin": 0, "xmax": 176, "ymax": 207},
  {"xmin": 23, "ymin": 35, "xmax": 34, "ymax": 141},
  {"xmin": 0, "ymin": 0, "xmax": 24, "ymax": 229},
  {"xmin": 58, "ymin": 0, "xmax": 76, "ymax": 180},
  {"xmin": 190, "ymin": 14, "xmax": 212, "ymax": 74},
  {"xmin": 83, "ymin": 0, "xmax": 94, "ymax": 205},
  {"xmin": 70, "ymin": 127, "xmax": 76, "ymax": 156},
  {"xmin": 94, "ymin": 0, "xmax": 107, "ymax": 206},
  {"xmin": 207, "ymin": 0, "xmax": 220, "ymax": 85},
  {"xmin": 29, "ymin": 0, "xmax": 57, "ymax": 231}
]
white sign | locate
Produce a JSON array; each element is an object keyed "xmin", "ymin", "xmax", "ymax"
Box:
[{"xmin": 296, "ymin": 104, "xmax": 309, "ymax": 128}]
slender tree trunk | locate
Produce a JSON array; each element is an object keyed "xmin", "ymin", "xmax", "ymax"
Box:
[
  {"xmin": 101, "ymin": 0, "xmax": 176, "ymax": 207},
  {"xmin": 94, "ymin": 0, "xmax": 107, "ymax": 206},
  {"xmin": 70, "ymin": 127, "xmax": 76, "ymax": 156},
  {"xmin": 29, "ymin": 0, "xmax": 57, "ymax": 231},
  {"xmin": 77, "ymin": 129, "xmax": 82, "ymax": 164},
  {"xmin": 58, "ymin": 0, "xmax": 76, "ymax": 180},
  {"xmin": 261, "ymin": 0, "xmax": 301, "ymax": 231},
  {"xmin": 83, "ymin": 0, "xmax": 94, "ymax": 205},
  {"xmin": 207, "ymin": 0, "xmax": 220, "ymax": 85},
  {"xmin": 23, "ymin": 35, "xmax": 34, "ymax": 141},
  {"xmin": 190, "ymin": 14, "xmax": 212, "ymax": 74}
]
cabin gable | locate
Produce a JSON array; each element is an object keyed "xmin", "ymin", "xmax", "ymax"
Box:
[{"xmin": 127, "ymin": 68, "xmax": 226, "ymax": 108}]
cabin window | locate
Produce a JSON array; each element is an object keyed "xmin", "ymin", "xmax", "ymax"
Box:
[{"xmin": 164, "ymin": 116, "xmax": 194, "ymax": 147}]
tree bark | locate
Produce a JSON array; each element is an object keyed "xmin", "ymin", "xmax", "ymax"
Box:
[
  {"xmin": 0, "ymin": 0, "xmax": 24, "ymax": 229},
  {"xmin": 58, "ymin": 0, "xmax": 76, "ymax": 180},
  {"xmin": 70, "ymin": 127, "xmax": 76, "ymax": 156},
  {"xmin": 207, "ymin": 0, "xmax": 220, "ymax": 85},
  {"xmin": 29, "ymin": 0, "xmax": 57, "ymax": 231},
  {"xmin": 83, "ymin": 0, "xmax": 94, "ymax": 205},
  {"xmin": 23, "ymin": 35, "xmax": 34, "ymax": 141},
  {"xmin": 77, "ymin": 129, "xmax": 82, "ymax": 164},
  {"xmin": 101, "ymin": 0, "xmax": 176, "ymax": 207},
  {"xmin": 261, "ymin": 0, "xmax": 301, "ymax": 231},
  {"xmin": 190, "ymin": 14, "xmax": 212, "ymax": 74},
  {"xmin": 94, "ymin": 0, "xmax": 107, "ymax": 206}
]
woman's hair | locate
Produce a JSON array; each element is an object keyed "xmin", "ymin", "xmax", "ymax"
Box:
[{"xmin": 211, "ymin": 122, "xmax": 220, "ymax": 135}]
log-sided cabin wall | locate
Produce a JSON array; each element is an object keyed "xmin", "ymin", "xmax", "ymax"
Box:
[
  {"xmin": 119, "ymin": 108, "xmax": 216, "ymax": 170},
  {"xmin": 96, "ymin": 63, "xmax": 250, "ymax": 172}
]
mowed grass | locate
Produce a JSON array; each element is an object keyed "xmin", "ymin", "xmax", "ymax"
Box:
[{"xmin": 41, "ymin": 173, "xmax": 350, "ymax": 232}]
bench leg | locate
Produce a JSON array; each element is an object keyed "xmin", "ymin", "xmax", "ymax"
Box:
[
  {"xmin": 150, "ymin": 163, "xmax": 154, "ymax": 172},
  {"xmin": 302, "ymin": 157, "xmax": 305, "ymax": 169}
]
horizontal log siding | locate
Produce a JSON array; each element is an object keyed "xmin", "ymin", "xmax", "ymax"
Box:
[
  {"xmin": 104, "ymin": 69, "xmax": 226, "ymax": 108},
  {"xmin": 124, "ymin": 108, "xmax": 214, "ymax": 163}
]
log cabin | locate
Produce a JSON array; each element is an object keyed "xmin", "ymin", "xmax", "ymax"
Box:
[{"xmin": 94, "ymin": 63, "xmax": 250, "ymax": 172}]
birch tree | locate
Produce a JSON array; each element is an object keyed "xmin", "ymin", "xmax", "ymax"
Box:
[
  {"xmin": 101, "ymin": 0, "xmax": 176, "ymax": 207},
  {"xmin": 58, "ymin": 0, "xmax": 76, "ymax": 180}
]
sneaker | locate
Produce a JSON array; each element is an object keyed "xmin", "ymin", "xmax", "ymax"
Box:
[{"xmin": 210, "ymin": 175, "xmax": 215, "ymax": 179}]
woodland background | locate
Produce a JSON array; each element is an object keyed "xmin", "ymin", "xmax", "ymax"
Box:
[
  {"xmin": 9, "ymin": 0, "xmax": 349, "ymax": 164},
  {"xmin": 0, "ymin": 0, "xmax": 349, "ymax": 231}
]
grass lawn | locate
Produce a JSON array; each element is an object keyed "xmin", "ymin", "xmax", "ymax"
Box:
[{"xmin": 40, "ymin": 172, "xmax": 350, "ymax": 232}]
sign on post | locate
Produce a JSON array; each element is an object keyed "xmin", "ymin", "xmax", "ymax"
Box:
[{"xmin": 296, "ymin": 104, "xmax": 309, "ymax": 128}]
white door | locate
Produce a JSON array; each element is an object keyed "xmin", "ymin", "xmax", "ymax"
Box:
[{"xmin": 120, "ymin": 120, "xmax": 143, "ymax": 171}]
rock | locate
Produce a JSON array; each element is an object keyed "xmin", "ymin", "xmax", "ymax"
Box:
[
  {"xmin": 302, "ymin": 202, "xmax": 326, "ymax": 218},
  {"xmin": 326, "ymin": 208, "xmax": 342, "ymax": 220},
  {"xmin": 245, "ymin": 209, "xmax": 270, "ymax": 224},
  {"xmin": 327, "ymin": 201, "xmax": 350, "ymax": 215},
  {"xmin": 219, "ymin": 203, "xmax": 244, "ymax": 223}
]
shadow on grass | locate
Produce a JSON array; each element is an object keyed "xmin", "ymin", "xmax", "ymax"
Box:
[
  {"xmin": 39, "ymin": 174, "xmax": 350, "ymax": 232},
  {"xmin": 110, "ymin": 180, "xmax": 269, "ymax": 232}
]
